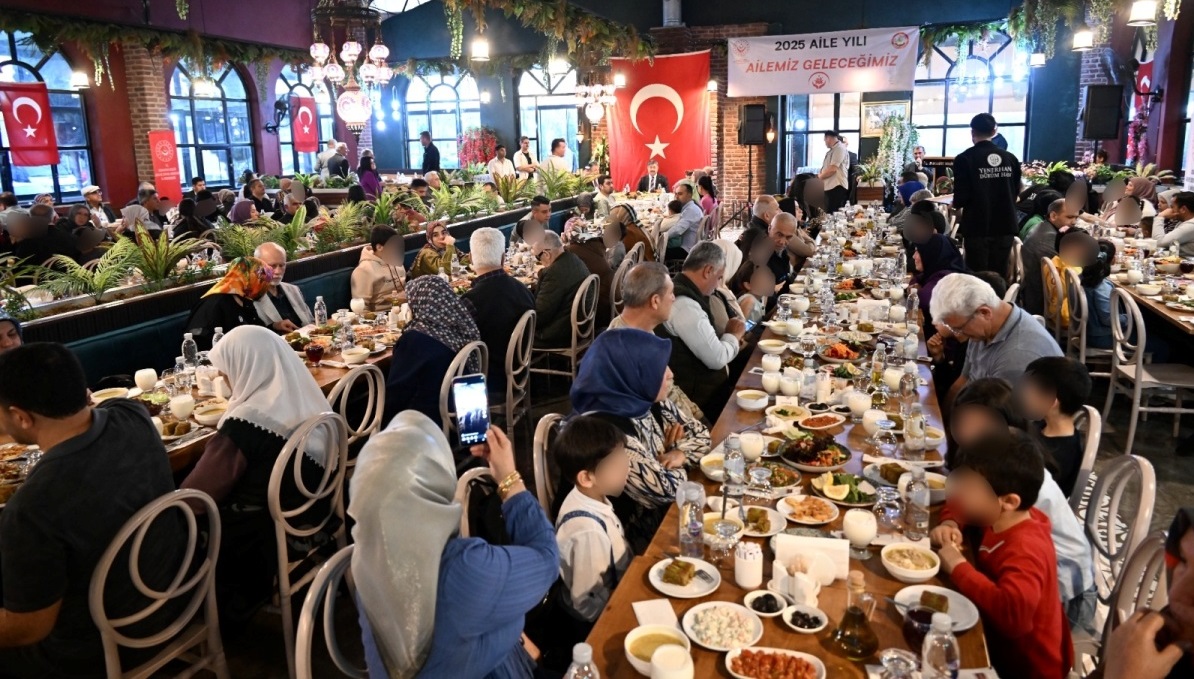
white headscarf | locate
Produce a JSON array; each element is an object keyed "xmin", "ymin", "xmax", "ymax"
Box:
[
  {"xmin": 208, "ymin": 325, "xmax": 333, "ymax": 466},
  {"xmin": 714, "ymin": 238, "xmax": 743, "ymax": 284},
  {"xmin": 349, "ymin": 410, "xmax": 461, "ymax": 678}
]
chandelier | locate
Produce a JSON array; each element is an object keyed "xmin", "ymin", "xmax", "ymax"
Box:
[
  {"xmin": 576, "ymin": 77, "xmax": 617, "ymax": 123},
  {"xmin": 309, "ymin": 0, "xmax": 394, "ymax": 138}
]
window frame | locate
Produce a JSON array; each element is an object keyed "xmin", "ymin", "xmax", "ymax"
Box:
[
  {"xmin": 168, "ymin": 60, "xmax": 256, "ymax": 190},
  {"xmin": 275, "ymin": 65, "xmax": 336, "ymax": 176},
  {"xmin": 516, "ymin": 66, "xmax": 579, "ymax": 168},
  {"xmin": 403, "ymin": 71, "xmax": 481, "ymax": 171},
  {"xmin": 778, "ymin": 93, "xmax": 861, "ymax": 193}
]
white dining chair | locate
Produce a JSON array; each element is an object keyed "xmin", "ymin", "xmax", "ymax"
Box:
[
  {"xmin": 491, "ymin": 311, "xmax": 535, "ymax": 436},
  {"xmin": 654, "ymin": 228, "xmax": 670, "ymax": 264},
  {"xmin": 295, "ymin": 544, "xmax": 366, "ymax": 679},
  {"xmin": 1101, "ymin": 287, "xmax": 1194, "ymax": 454},
  {"xmin": 1104, "ymin": 531, "xmax": 1169, "ymax": 648},
  {"xmin": 532, "ymin": 413, "xmax": 564, "ymax": 521},
  {"xmin": 1002, "ymin": 281, "xmax": 1020, "ymax": 304},
  {"xmin": 531, "ymin": 274, "xmax": 599, "ymax": 380},
  {"xmin": 610, "ymin": 256, "xmax": 634, "ymax": 321},
  {"xmin": 1069, "ymin": 405, "xmax": 1104, "ymax": 515},
  {"xmin": 437, "ymin": 340, "xmax": 490, "ymax": 441},
  {"xmin": 454, "ymin": 467, "xmax": 495, "ymax": 538},
  {"xmin": 268, "ymin": 412, "xmax": 350, "ymax": 679},
  {"xmin": 325, "ymin": 364, "xmax": 385, "ymax": 453},
  {"xmin": 1064, "ymin": 267, "xmax": 1112, "ymax": 379},
  {"xmin": 89, "ymin": 489, "xmax": 229, "ymax": 679},
  {"xmin": 1007, "ymin": 236, "xmax": 1024, "ymax": 285},
  {"xmin": 1082, "ymin": 455, "xmax": 1156, "ymax": 610},
  {"xmin": 626, "ymin": 241, "xmax": 646, "ymax": 266}
]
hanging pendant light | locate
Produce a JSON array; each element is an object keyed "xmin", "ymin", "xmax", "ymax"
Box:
[
  {"xmin": 584, "ymin": 102, "xmax": 605, "ymax": 123},
  {"xmin": 471, "ymin": 36, "xmax": 490, "ymax": 61},
  {"xmin": 337, "ymin": 76, "xmax": 373, "ymax": 140},
  {"xmin": 1128, "ymin": 0, "xmax": 1158, "ymax": 26},
  {"xmin": 1029, "ymin": 51, "xmax": 1047, "ymax": 67},
  {"xmin": 707, "ymin": 79, "xmax": 718, "ymax": 92},
  {"xmin": 613, "ymin": 73, "xmax": 626, "ymax": 88},
  {"xmin": 69, "ymin": 71, "xmax": 90, "ymax": 89},
  {"xmin": 1072, "ymin": 21, "xmax": 1094, "ymax": 51}
]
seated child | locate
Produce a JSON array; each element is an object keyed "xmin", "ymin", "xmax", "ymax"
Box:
[
  {"xmin": 932, "ymin": 428, "xmax": 1074, "ymax": 679},
  {"xmin": 949, "ymin": 377, "xmax": 1097, "ymax": 635},
  {"xmin": 553, "ymin": 415, "xmax": 632, "ymax": 624},
  {"xmin": 1019, "ymin": 356, "xmax": 1092, "ymax": 498},
  {"xmin": 733, "ymin": 262, "xmax": 776, "ymax": 326}
]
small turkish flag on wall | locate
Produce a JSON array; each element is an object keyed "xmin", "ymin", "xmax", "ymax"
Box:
[
  {"xmin": 608, "ymin": 51, "xmax": 710, "ymax": 191},
  {"xmin": 0, "ymin": 82, "xmax": 59, "ymax": 166},
  {"xmin": 290, "ymin": 95, "xmax": 319, "ymax": 153}
]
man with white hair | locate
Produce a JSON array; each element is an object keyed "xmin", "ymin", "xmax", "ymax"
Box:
[
  {"xmin": 316, "ymin": 139, "xmax": 338, "ymax": 177},
  {"xmin": 929, "ymin": 272, "xmax": 1061, "ymax": 404},
  {"xmin": 252, "ymin": 241, "xmax": 313, "ymax": 333},
  {"xmin": 659, "ymin": 242, "xmax": 746, "ymax": 411},
  {"xmin": 609, "ymin": 262, "xmax": 675, "ymax": 332},
  {"xmin": 532, "ymin": 230, "xmax": 590, "ymax": 347},
  {"xmin": 327, "ymin": 143, "xmax": 350, "ymax": 179},
  {"xmin": 425, "ymin": 172, "xmax": 442, "ymax": 191},
  {"xmin": 737, "ymin": 195, "xmax": 781, "ymax": 255},
  {"xmin": 463, "ymin": 227, "xmax": 534, "ymax": 394}
]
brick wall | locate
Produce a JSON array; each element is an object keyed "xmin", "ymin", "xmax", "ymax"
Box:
[
  {"xmin": 121, "ymin": 42, "xmax": 172, "ymax": 182},
  {"xmin": 648, "ymin": 23, "xmax": 771, "ymax": 209},
  {"xmin": 1075, "ymin": 47, "xmax": 1112, "ymax": 162}
]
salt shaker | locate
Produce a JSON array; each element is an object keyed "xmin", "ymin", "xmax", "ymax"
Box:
[{"xmin": 734, "ymin": 542, "xmax": 764, "ymax": 589}]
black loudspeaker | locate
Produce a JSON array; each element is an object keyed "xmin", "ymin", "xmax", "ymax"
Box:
[
  {"xmin": 738, "ymin": 104, "xmax": 767, "ymax": 145},
  {"xmin": 1083, "ymin": 85, "xmax": 1124, "ymax": 140}
]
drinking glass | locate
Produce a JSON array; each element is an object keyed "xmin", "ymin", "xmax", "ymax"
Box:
[
  {"xmin": 350, "ymin": 298, "xmax": 367, "ymax": 315},
  {"xmin": 134, "ymin": 369, "xmax": 158, "ymax": 392},
  {"xmin": 761, "ymin": 372, "xmax": 781, "ymax": 395},
  {"xmin": 739, "ymin": 432, "xmax": 765, "ymax": 462},
  {"xmin": 744, "ymin": 467, "xmax": 773, "ymax": 508},
  {"xmin": 792, "ymin": 295, "xmax": 811, "ymax": 319},
  {"xmin": 901, "ymin": 606, "xmax": 937, "ymax": 650},
  {"xmin": 872, "ymin": 487, "xmax": 904, "ymax": 532},
  {"xmin": 305, "ymin": 343, "xmax": 326, "ymax": 366},
  {"xmin": 780, "ymin": 375, "xmax": 802, "ymax": 397},
  {"xmin": 878, "ymin": 648, "xmax": 920, "ymax": 679},
  {"xmin": 169, "ymin": 394, "xmax": 195, "ymax": 421},
  {"xmin": 800, "ymin": 335, "xmax": 818, "ymax": 360},
  {"xmin": 847, "ymin": 391, "xmax": 872, "ymax": 423},
  {"xmin": 843, "ymin": 509, "xmax": 878, "ymax": 560},
  {"xmin": 761, "ymin": 354, "xmax": 782, "ymax": 373},
  {"xmin": 709, "ymin": 520, "xmax": 741, "ymax": 566},
  {"xmin": 173, "ymin": 369, "xmax": 193, "ymax": 394},
  {"xmin": 873, "ymin": 420, "xmax": 900, "ymax": 457}
]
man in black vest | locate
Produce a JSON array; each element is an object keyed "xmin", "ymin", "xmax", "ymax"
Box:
[
  {"xmin": 952, "ymin": 113, "xmax": 1021, "ymax": 273},
  {"xmin": 657, "ymin": 242, "xmax": 746, "ymax": 414}
]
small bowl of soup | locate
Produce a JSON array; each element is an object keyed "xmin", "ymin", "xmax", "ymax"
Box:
[{"xmin": 624, "ymin": 624, "xmax": 692, "ymax": 676}]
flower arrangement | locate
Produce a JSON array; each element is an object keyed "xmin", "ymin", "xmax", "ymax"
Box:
[
  {"xmin": 1126, "ymin": 110, "xmax": 1149, "ymax": 165},
  {"xmin": 874, "ymin": 115, "xmax": 919, "ymax": 186},
  {"xmin": 458, "ymin": 127, "xmax": 499, "ymax": 167}
]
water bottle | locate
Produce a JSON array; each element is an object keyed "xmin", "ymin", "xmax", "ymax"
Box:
[
  {"xmin": 342, "ymin": 322, "xmax": 356, "ymax": 349},
  {"xmin": 896, "ymin": 248, "xmax": 907, "ymax": 274},
  {"xmin": 564, "ymin": 643, "xmax": 599, "ymax": 679},
  {"xmin": 922, "ymin": 613, "xmax": 961, "ymax": 679},
  {"xmin": 623, "ymin": 183, "xmax": 630, "ymax": 193},
  {"xmin": 173, "ymin": 356, "xmax": 186, "ymax": 376},
  {"xmin": 313, "ymin": 296, "xmax": 328, "ymax": 326},
  {"xmin": 898, "ymin": 362, "xmax": 919, "ymax": 420},
  {"xmin": 438, "ymin": 267, "xmax": 450, "ymax": 282},
  {"xmin": 1144, "ymin": 259, "xmax": 1156, "ymax": 283},
  {"xmin": 903, "ymin": 332, "xmax": 919, "ymax": 360},
  {"xmin": 903, "ymin": 465, "xmax": 930, "ymax": 541},
  {"xmin": 723, "ymin": 434, "xmax": 746, "ymax": 509},
  {"xmin": 905, "ymin": 403, "xmax": 927, "ymax": 460},
  {"xmin": 211, "ymin": 327, "xmax": 224, "ymax": 346},
  {"xmin": 679, "ymin": 486, "xmax": 704, "ymax": 559},
  {"xmin": 181, "ymin": 333, "xmax": 199, "ymax": 370},
  {"xmin": 906, "ymin": 288, "xmax": 919, "ymax": 325}
]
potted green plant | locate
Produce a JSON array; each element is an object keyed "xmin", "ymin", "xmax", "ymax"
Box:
[
  {"xmin": 37, "ymin": 238, "xmax": 137, "ymax": 304},
  {"xmin": 855, "ymin": 157, "xmax": 886, "ymax": 204},
  {"xmin": 129, "ymin": 225, "xmax": 208, "ymax": 292},
  {"xmin": 215, "ymin": 219, "xmax": 267, "ymax": 261}
]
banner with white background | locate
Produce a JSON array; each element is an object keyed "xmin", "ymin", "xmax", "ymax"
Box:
[{"xmin": 726, "ymin": 26, "xmax": 919, "ymax": 97}]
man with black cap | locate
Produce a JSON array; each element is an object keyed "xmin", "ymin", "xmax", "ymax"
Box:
[{"xmin": 952, "ymin": 113, "xmax": 1021, "ymax": 272}]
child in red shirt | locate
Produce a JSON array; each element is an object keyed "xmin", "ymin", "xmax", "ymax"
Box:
[{"xmin": 931, "ymin": 430, "xmax": 1074, "ymax": 679}]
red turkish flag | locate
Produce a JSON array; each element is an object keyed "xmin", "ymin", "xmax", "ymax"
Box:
[
  {"xmin": 290, "ymin": 95, "xmax": 319, "ymax": 153},
  {"xmin": 609, "ymin": 51, "xmax": 710, "ymax": 191},
  {"xmin": 0, "ymin": 82, "xmax": 59, "ymax": 166}
]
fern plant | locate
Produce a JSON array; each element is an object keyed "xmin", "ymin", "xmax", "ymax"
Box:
[
  {"xmin": 37, "ymin": 239, "xmax": 137, "ymax": 303},
  {"xmin": 428, "ymin": 184, "xmax": 459, "ymax": 221},
  {"xmin": 263, "ymin": 206, "xmax": 310, "ymax": 260},
  {"xmin": 314, "ymin": 201, "xmax": 367, "ymax": 254},
  {"xmin": 1128, "ymin": 162, "xmax": 1176, "ymax": 183},
  {"xmin": 538, "ymin": 167, "xmax": 575, "ymax": 200},
  {"xmin": 0, "ymin": 255, "xmax": 41, "ymax": 320},
  {"xmin": 131, "ymin": 225, "xmax": 207, "ymax": 292},
  {"xmin": 292, "ymin": 172, "xmax": 316, "ymax": 189},
  {"xmin": 214, "ymin": 219, "xmax": 266, "ymax": 261},
  {"xmin": 495, "ymin": 174, "xmax": 532, "ymax": 205}
]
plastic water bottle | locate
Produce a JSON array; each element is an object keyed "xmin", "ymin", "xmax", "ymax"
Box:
[
  {"xmin": 211, "ymin": 327, "xmax": 224, "ymax": 346},
  {"xmin": 906, "ymin": 287, "xmax": 919, "ymax": 324},
  {"xmin": 898, "ymin": 363, "xmax": 919, "ymax": 420},
  {"xmin": 623, "ymin": 183, "xmax": 630, "ymax": 193},
  {"xmin": 564, "ymin": 643, "xmax": 599, "ymax": 678},
  {"xmin": 173, "ymin": 356, "xmax": 186, "ymax": 376},
  {"xmin": 313, "ymin": 296, "xmax": 328, "ymax": 326},
  {"xmin": 723, "ymin": 434, "xmax": 746, "ymax": 509},
  {"xmin": 922, "ymin": 613, "xmax": 961, "ymax": 679},
  {"xmin": 905, "ymin": 403, "xmax": 927, "ymax": 461},
  {"xmin": 181, "ymin": 333, "xmax": 199, "ymax": 370},
  {"xmin": 903, "ymin": 465, "xmax": 930, "ymax": 541},
  {"xmin": 679, "ymin": 486, "xmax": 704, "ymax": 559}
]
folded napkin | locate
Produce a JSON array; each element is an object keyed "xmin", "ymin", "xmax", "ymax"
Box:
[
  {"xmin": 862, "ymin": 453, "xmax": 945, "ymax": 468},
  {"xmin": 319, "ymin": 360, "xmax": 349, "ymax": 370},
  {"xmin": 633, "ymin": 599, "xmax": 679, "ymax": 628}
]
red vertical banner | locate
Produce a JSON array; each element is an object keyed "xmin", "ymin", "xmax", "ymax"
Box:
[
  {"xmin": 148, "ymin": 130, "xmax": 182, "ymax": 204},
  {"xmin": 608, "ymin": 51, "xmax": 711, "ymax": 190},
  {"xmin": 0, "ymin": 82, "xmax": 60, "ymax": 166},
  {"xmin": 290, "ymin": 95, "xmax": 319, "ymax": 153},
  {"xmin": 1133, "ymin": 61, "xmax": 1154, "ymax": 116}
]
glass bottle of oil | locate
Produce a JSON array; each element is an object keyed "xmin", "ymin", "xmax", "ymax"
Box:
[{"xmin": 830, "ymin": 570, "xmax": 880, "ymax": 661}]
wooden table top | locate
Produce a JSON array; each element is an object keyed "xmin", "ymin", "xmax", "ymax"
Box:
[
  {"xmin": 1111, "ymin": 278, "xmax": 1194, "ymax": 336},
  {"xmin": 584, "ymin": 323, "xmax": 989, "ymax": 677}
]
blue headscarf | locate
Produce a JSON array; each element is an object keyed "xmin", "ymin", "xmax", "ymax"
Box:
[
  {"xmin": 0, "ymin": 309, "xmax": 22, "ymax": 339},
  {"xmin": 570, "ymin": 329, "xmax": 672, "ymax": 419}
]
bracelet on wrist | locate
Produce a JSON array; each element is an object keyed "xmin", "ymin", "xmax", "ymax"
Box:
[{"xmin": 497, "ymin": 470, "xmax": 523, "ymax": 500}]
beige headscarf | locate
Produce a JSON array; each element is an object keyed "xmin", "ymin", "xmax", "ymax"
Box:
[{"xmin": 349, "ymin": 410, "xmax": 461, "ymax": 677}]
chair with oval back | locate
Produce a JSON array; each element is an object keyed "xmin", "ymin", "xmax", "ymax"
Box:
[
  {"xmin": 1064, "ymin": 267, "xmax": 1112, "ymax": 379},
  {"xmin": 294, "ymin": 544, "xmax": 365, "ymax": 679},
  {"xmin": 454, "ymin": 467, "xmax": 496, "ymax": 538},
  {"xmin": 610, "ymin": 256, "xmax": 634, "ymax": 321},
  {"xmin": 653, "ymin": 229, "xmax": 669, "ymax": 264},
  {"xmin": 627, "ymin": 241, "xmax": 646, "ymax": 266},
  {"xmin": 1081, "ymin": 455, "xmax": 1156, "ymax": 616},
  {"xmin": 437, "ymin": 340, "xmax": 490, "ymax": 441},
  {"xmin": 1069, "ymin": 405, "xmax": 1105, "ymax": 515},
  {"xmin": 325, "ymin": 364, "xmax": 385, "ymax": 456},
  {"xmin": 532, "ymin": 413, "xmax": 564, "ymax": 521},
  {"xmin": 531, "ymin": 274, "xmax": 600, "ymax": 379},
  {"xmin": 491, "ymin": 311, "xmax": 536, "ymax": 437},
  {"xmin": 1007, "ymin": 237, "xmax": 1024, "ymax": 285},
  {"xmin": 88, "ymin": 488, "xmax": 230, "ymax": 679},
  {"xmin": 267, "ymin": 411, "xmax": 350, "ymax": 679},
  {"xmin": 1101, "ymin": 531, "xmax": 1169, "ymax": 650},
  {"xmin": 1003, "ymin": 282, "xmax": 1021, "ymax": 304},
  {"xmin": 1042, "ymin": 256, "xmax": 1068, "ymax": 345}
]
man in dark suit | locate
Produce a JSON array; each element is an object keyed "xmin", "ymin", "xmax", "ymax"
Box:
[
  {"xmin": 952, "ymin": 113, "xmax": 1021, "ymax": 272},
  {"xmin": 636, "ymin": 160, "xmax": 668, "ymax": 193},
  {"xmin": 462, "ymin": 227, "xmax": 534, "ymax": 396},
  {"xmin": 183, "ymin": 176, "xmax": 205, "ymax": 201},
  {"xmin": 843, "ymin": 136, "xmax": 860, "ymax": 204},
  {"xmin": 532, "ymin": 231, "xmax": 591, "ymax": 348},
  {"xmin": 327, "ymin": 143, "xmax": 349, "ymax": 179},
  {"xmin": 420, "ymin": 131, "xmax": 440, "ymax": 173},
  {"xmin": 566, "ymin": 234, "xmax": 614, "ymax": 328},
  {"xmin": 736, "ymin": 194, "xmax": 780, "ymax": 256}
]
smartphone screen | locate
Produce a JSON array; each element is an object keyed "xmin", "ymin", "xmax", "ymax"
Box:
[
  {"xmin": 451, "ymin": 373, "xmax": 490, "ymax": 446},
  {"xmin": 745, "ymin": 319, "xmax": 758, "ymax": 333}
]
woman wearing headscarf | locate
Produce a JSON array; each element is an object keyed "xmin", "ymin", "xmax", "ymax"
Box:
[
  {"xmin": 358, "ymin": 156, "xmax": 383, "ymax": 199},
  {"xmin": 228, "ymin": 200, "xmax": 259, "ymax": 225},
  {"xmin": 181, "ymin": 325, "xmax": 335, "ymax": 626},
  {"xmin": 607, "ymin": 204, "xmax": 654, "ymax": 262},
  {"xmin": 563, "ymin": 193, "xmax": 594, "ymax": 243},
  {"xmin": 0, "ymin": 309, "xmax": 22, "ymax": 354},
  {"xmin": 409, "ymin": 221, "xmax": 462, "ymax": 279},
  {"xmin": 384, "ymin": 276, "xmax": 481, "ymax": 426},
  {"xmin": 570, "ymin": 328, "xmax": 711, "ymax": 551},
  {"xmin": 183, "ymin": 257, "xmax": 271, "ymax": 350},
  {"xmin": 172, "ymin": 197, "xmax": 216, "ymax": 239},
  {"xmin": 913, "ymin": 234, "xmax": 968, "ymax": 337},
  {"xmin": 243, "ymin": 178, "xmax": 274, "ymax": 215},
  {"xmin": 217, "ymin": 189, "xmax": 237, "ymax": 217},
  {"xmin": 351, "ymin": 413, "xmax": 557, "ymax": 678},
  {"xmin": 1157, "ymin": 189, "xmax": 1182, "ymax": 235}
]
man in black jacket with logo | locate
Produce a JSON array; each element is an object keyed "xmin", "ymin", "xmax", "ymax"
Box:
[{"xmin": 952, "ymin": 113, "xmax": 1021, "ymax": 274}]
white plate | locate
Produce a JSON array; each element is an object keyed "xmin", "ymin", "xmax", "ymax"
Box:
[
  {"xmin": 682, "ymin": 602, "xmax": 764, "ymax": 652},
  {"xmin": 894, "ymin": 585, "xmax": 980, "ymax": 632},
  {"xmin": 862, "ymin": 462, "xmax": 903, "ymax": 488},
  {"xmin": 740, "ymin": 506, "xmax": 786, "ymax": 538},
  {"xmin": 649, "ymin": 557, "xmax": 721, "ymax": 599},
  {"xmin": 776, "ymin": 495, "xmax": 839, "ymax": 525},
  {"xmin": 743, "ymin": 590, "xmax": 786, "ymax": 618},
  {"xmin": 796, "ymin": 413, "xmax": 847, "ymax": 431},
  {"xmin": 765, "ymin": 404, "xmax": 810, "ymax": 422},
  {"xmin": 725, "ymin": 648, "xmax": 826, "ymax": 679}
]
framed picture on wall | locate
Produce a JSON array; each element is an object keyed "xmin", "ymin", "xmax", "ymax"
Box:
[{"xmin": 860, "ymin": 101, "xmax": 911, "ymax": 138}]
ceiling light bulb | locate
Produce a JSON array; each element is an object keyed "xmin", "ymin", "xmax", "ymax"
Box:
[
  {"xmin": 1128, "ymin": 0, "xmax": 1158, "ymax": 26},
  {"xmin": 584, "ymin": 102, "xmax": 604, "ymax": 122},
  {"xmin": 707, "ymin": 79, "xmax": 718, "ymax": 92},
  {"xmin": 1029, "ymin": 52, "xmax": 1046, "ymax": 67},
  {"xmin": 1072, "ymin": 22, "xmax": 1094, "ymax": 51},
  {"xmin": 613, "ymin": 73, "xmax": 626, "ymax": 89},
  {"xmin": 471, "ymin": 37, "xmax": 490, "ymax": 61}
]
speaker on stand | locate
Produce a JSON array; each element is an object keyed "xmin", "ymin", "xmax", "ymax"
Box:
[
  {"xmin": 1082, "ymin": 84, "xmax": 1124, "ymax": 140},
  {"xmin": 738, "ymin": 104, "xmax": 769, "ymax": 204}
]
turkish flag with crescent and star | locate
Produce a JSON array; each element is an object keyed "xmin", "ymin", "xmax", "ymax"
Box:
[
  {"xmin": 290, "ymin": 95, "xmax": 319, "ymax": 153},
  {"xmin": 609, "ymin": 51, "xmax": 710, "ymax": 190},
  {"xmin": 0, "ymin": 82, "xmax": 59, "ymax": 166}
]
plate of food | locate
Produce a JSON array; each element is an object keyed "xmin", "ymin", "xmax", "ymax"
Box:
[
  {"xmin": 766, "ymin": 404, "xmax": 810, "ymax": 423},
  {"xmin": 809, "ymin": 472, "xmax": 877, "ymax": 506},
  {"xmin": 837, "ymin": 330, "xmax": 874, "ymax": 344},
  {"xmin": 681, "ymin": 602, "xmax": 764, "ymax": 652},
  {"xmin": 894, "ymin": 585, "xmax": 980, "ymax": 632},
  {"xmin": 778, "ymin": 494, "xmax": 839, "ymax": 525},
  {"xmin": 828, "ymin": 362, "xmax": 863, "ymax": 380},
  {"xmin": 157, "ymin": 417, "xmax": 194, "ymax": 441},
  {"xmin": 741, "ymin": 506, "xmax": 785, "ymax": 538},
  {"xmin": 0, "ymin": 443, "xmax": 37, "ymax": 463},
  {"xmin": 758, "ymin": 461, "xmax": 802, "ymax": 489},
  {"xmin": 649, "ymin": 557, "xmax": 721, "ymax": 599},
  {"xmin": 0, "ymin": 460, "xmax": 26, "ymax": 506},
  {"xmin": 795, "ymin": 413, "xmax": 847, "ymax": 431},
  {"xmin": 862, "ymin": 461, "xmax": 910, "ymax": 488},
  {"xmin": 777, "ymin": 430, "xmax": 851, "ymax": 472},
  {"xmin": 817, "ymin": 343, "xmax": 864, "ymax": 364},
  {"xmin": 726, "ymin": 648, "xmax": 826, "ymax": 679},
  {"xmin": 834, "ymin": 277, "xmax": 866, "ymax": 291}
]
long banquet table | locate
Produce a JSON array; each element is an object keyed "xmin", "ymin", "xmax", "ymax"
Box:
[
  {"xmin": 584, "ymin": 323, "xmax": 991, "ymax": 676},
  {"xmin": 1111, "ymin": 278, "xmax": 1194, "ymax": 337}
]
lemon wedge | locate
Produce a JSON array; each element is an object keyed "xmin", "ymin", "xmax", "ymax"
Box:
[{"xmin": 823, "ymin": 483, "xmax": 850, "ymax": 501}]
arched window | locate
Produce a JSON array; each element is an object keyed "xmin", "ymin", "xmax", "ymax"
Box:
[
  {"xmin": 518, "ymin": 67, "xmax": 578, "ymax": 170},
  {"xmin": 0, "ymin": 30, "xmax": 93, "ymax": 203},
  {"xmin": 404, "ymin": 72, "xmax": 480, "ymax": 170},
  {"xmin": 169, "ymin": 60, "xmax": 255, "ymax": 189},
  {"xmin": 275, "ymin": 65, "xmax": 335, "ymax": 176}
]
